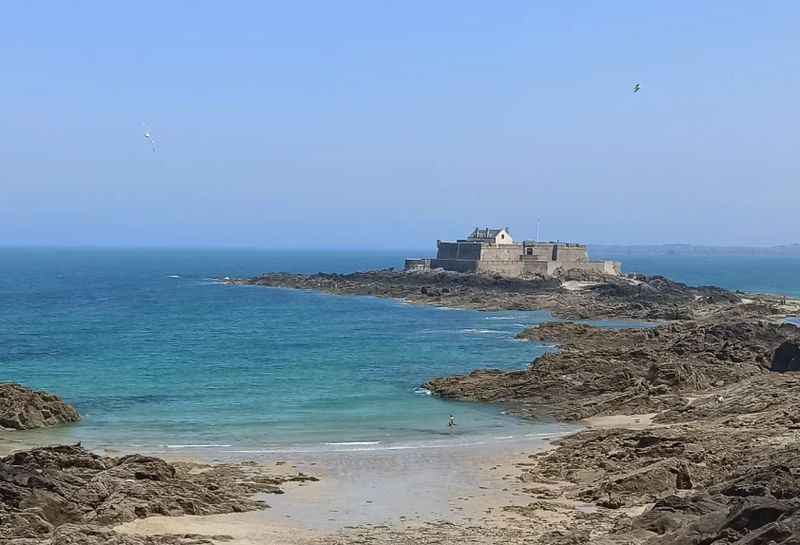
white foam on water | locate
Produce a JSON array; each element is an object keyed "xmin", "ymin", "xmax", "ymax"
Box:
[
  {"xmin": 167, "ymin": 275, "xmax": 181, "ymax": 279},
  {"xmin": 413, "ymin": 387, "xmax": 432, "ymax": 396},
  {"xmin": 165, "ymin": 444, "xmax": 233, "ymax": 449},
  {"xmin": 216, "ymin": 435, "xmax": 551, "ymax": 455},
  {"xmin": 324, "ymin": 441, "xmax": 381, "ymax": 446},
  {"xmin": 224, "ymin": 442, "xmax": 489, "ymax": 455},
  {"xmin": 524, "ymin": 431, "xmax": 572, "ymax": 438}
]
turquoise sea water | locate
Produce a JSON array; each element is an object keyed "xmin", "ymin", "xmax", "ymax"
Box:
[
  {"xmin": 0, "ymin": 249, "xmax": 569, "ymax": 454},
  {"xmin": 1, "ymin": 248, "xmax": 798, "ymax": 455},
  {"xmin": 595, "ymin": 253, "xmax": 800, "ymax": 298}
]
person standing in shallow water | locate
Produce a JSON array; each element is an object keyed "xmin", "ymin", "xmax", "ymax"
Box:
[{"xmin": 448, "ymin": 415, "xmax": 456, "ymax": 428}]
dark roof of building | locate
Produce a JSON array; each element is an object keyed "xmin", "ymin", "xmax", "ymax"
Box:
[{"xmin": 468, "ymin": 227, "xmax": 509, "ymax": 240}]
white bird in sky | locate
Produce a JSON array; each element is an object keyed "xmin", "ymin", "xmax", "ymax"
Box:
[{"xmin": 142, "ymin": 124, "xmax": 157, "ymax": 152}]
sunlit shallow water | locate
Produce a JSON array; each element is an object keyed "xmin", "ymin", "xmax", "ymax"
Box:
[
  {"xmin": 1, "ymin": 249, "xmax": 583, "ymax": 456},
  {"xmin": 3, "ymin": 248, "xmax": 794, "ymax": 458}
]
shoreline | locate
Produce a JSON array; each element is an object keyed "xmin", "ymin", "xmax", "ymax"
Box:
[
  {"xmin": 1, "ymin": 425, "xmax": 587, "ymax": 544},
  {"xmin": 5, "ymin": 271, "xmax": 800, "ymax": 543},
  {"xmin": 227, "ymin": 273, "xmax": 800, "ymax": 542},
  {"xmin": 226, "ymin": 270, "xmax": 800, "ymax": 323},
  {"xmin": 116, "ymin": 435, "xmax": 564, "ymax": 541}
]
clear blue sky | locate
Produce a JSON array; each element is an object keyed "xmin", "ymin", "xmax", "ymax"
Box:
[{"xmin": 2, "ymin": 1, "xmax": 798, "ymax": 248}]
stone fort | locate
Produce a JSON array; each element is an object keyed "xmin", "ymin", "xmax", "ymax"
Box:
[{"xmin": 405, "ymin": 227, "xmax": 621, "ymax": 278}]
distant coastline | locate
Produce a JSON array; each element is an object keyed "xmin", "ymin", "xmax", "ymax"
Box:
[{"xmin": 591, "ymin": 242, "xmax": 800, "ymax": 257}]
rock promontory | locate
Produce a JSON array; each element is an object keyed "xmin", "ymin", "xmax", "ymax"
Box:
[
  {"xmin": 0, "ymin": 444, "xmax": 317, "ymax": 544},
  {"xmin": 0, "ymin": 383, "xmax": 80, "ymax": 430},
  {"xmin": 419, "ymin": 305, "xmax": 800, "ymax": 544},
  {"xmin": 226, "ymin": 269, "xmax": 761, "ymax": 321},
  {"xmin": 425, "ymin": 319, "xmax": 800, "ymax": 421}
]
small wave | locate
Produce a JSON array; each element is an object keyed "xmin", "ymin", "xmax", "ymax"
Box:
[
  {"xmin": 461, "ymin": 328, "xmax": 508, "ymax": 335},
  {"xmin": 225, "ymin": 441, "xmax": 490, "ymax": 454},
  {"xmin": 324, "ymin": 441, "xmax": 381, "ymax": 446},
  {"xmin": 165, "ymin": 444, "xmax": 233, "ymax": 449},
  {"xmin": 524, "ymin": 431, "xmax": 572, "ymax": 438},
  {"xmin": 414, "ymin": 387, "xmax": 433, "ymax": 396},
  {"xmin": 484, "ymin": 316, "xmax": 514, "ymax": 320},
  {"xmin": 167, "ymin": 275, "xmax": 181, "ymax": 279}
]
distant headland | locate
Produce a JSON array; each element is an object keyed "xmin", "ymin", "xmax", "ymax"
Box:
[{"xmin": 591, "ymin": 242, "xmax": 800, "ymax": 257}]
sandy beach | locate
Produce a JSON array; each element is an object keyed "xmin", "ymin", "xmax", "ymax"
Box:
[
  {"xmin": 116, "ymin": 435, "xmax": 584, "ymax": 544},
  {"xmin": 0, "ymin": 429, "xmax": 582, "ymax": 544}
]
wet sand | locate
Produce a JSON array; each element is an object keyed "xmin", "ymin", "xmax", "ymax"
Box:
[
  {"xmin": 115, "ymin": 436, "xmax": 564, "ymax": 544},
  {"xmin": 1, "ymin": 426, "xmax": 580, "ymax": 544}
]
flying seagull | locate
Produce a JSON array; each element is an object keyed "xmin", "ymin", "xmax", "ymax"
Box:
[
  {"xmin": 142, "ymin": 124, "xmax": 157, "ymax": 152},
  {"xmin": 633, "ymin": 83, "xmax": 641, "ymax": 93}
]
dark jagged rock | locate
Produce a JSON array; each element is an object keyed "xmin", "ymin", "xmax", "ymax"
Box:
[
  {"xmin": 0, "ymin": 383, "xmax": 80, "ymax": 430},
  {"xmin": 0, "ymin": 444, "xmax": 309, "ymax": 544},
  {"xmin": 426, "ymin": 319, "xmax": 800, "ymax": 421},
  {"xmin": 226, "ymin": 270, "xmax": 749, "ymax": 321},
  {"xmin": 457, "ymin": 309, "xmax": 800, "ymax": 544},
  {"xmin": 772, "ymin": 341, "xmax": 800, "ymax": 372},
  {"xmin": 630, "ymin": 449, "xmax": 800, "ymax": 544}
]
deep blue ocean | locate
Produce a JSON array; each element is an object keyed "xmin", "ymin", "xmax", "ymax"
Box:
[{"xmin": 1, "ymin": 248, "xmax": 799, "ymax": 455}]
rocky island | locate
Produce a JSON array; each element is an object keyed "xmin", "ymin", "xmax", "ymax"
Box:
[{"xmin": 226, "ymin": 269, "xmax": 760, "ymax": 321}]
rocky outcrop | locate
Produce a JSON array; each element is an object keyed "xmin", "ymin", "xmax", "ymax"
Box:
[
  {"xmin": 421, "ymin": 307, "xmax": 800, "ymax": 544},
  {"xmin": 0, "ymin": 444, "xmax": 317, "ymax": 544},
  {"xmin": 426, "ymin": 319, "xmax": 799, "ymax": 421},
  {"xmin": 0, "ymin": 383, "xmax": 80, "ymax": 430},
  {"xmin": 629, "ymin": 447, "xmax": 800, "ymax": 544},
  {"xmin": 227, "ymin": 270, "xmax": 750, "ymax": 321},
  {"xmin": 506, "ymin": 372, "xmax": 800, "ymax": 544},
  {"xmin": 772, "ymin": 340, "xmax": 800, "ymax": 372}
]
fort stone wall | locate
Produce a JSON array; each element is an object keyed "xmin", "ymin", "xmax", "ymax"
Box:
[
  {"xmin": 436, "ymin": 241, "xmax": 482, "ymax": 260},
  {"xmin": 479, "ymin": 244, "xmax": 524, "ymax": 262},
  {"xmin": 523, "ymin": 243, "xmax": 588, "ymax": 263},
  {"xmin": 554, "ymin": 246, "xmax": 589, "ymax": 263},
  {"xmin": 407, "ymin": 228, "xmax": 621, "ymax": 278},
  {"xmin": 476, "ymin": 259, "xmax": 523, "ymax": 277},
  {"xmin": 429, "ymin": 258, "xmax": 479, "ymax": 273}
]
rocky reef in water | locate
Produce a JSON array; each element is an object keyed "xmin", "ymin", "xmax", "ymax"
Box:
[
  {"xmin": 227, "ymin": 269, "xmax": 758, "ymax": 321},
  {"xmin": 0, "ymin": 444, "xmax": 318, "ymax": 545},
  {"xmin": 426, "ymin": 319, "xmax": 800, "ymax": 421},
  {"xmin": 0, "ymin": 383, "xmax": 80, "ymax": 430}
]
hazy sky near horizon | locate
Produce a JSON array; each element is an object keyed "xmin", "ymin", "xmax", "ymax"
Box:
[{"xmin": 2, "ymin": 2, "xmax": 798, "ymax": 249}]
